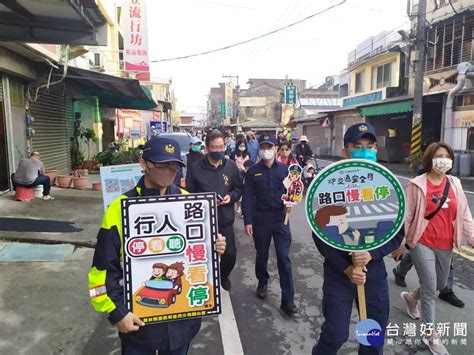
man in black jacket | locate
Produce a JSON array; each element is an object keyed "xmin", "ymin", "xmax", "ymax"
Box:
[{"xmin": 186, "ymin": 130, "xmax": 243, "ymax": 291}]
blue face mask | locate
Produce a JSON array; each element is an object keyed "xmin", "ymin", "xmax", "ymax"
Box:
[{"xmin": 350, "ymin": 148, "xmax": 377, "ymax": 161}]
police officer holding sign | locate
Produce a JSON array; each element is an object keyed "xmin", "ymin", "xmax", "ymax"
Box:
[
  {"xmin": 88, "ymin": 137, "xmax": 226, "ymax": 354},
  {"xmin": 311, "ymin": 123, "xmax": 405, "ymax": 354},
  {"xmin": 242, "ymin": 133, "xmax": 297, "ymax": 316}
]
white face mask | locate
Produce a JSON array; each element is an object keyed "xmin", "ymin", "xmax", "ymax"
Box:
[
  {"xmin": 238, "ymin": 146, "xmax": 246, "ymax": 152},
  {"xmin": 259, "ymin": 149, "xmax": 274, "ymax": 161},
  {"xmin": 432, "ymin": 158, "xmax": 452, "ymax": 174}
]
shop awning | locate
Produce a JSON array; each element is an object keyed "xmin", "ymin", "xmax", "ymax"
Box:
[
  {"xmin": 0, "ymin": 0, "xmax": 107, "ymax": 45},
  {"xmin": 62, "ymin": 67, "xmax": 157, "ymax": 110},
  {"xmin": 360, "ymin": 100, "xmax": 413, "ymax": 117},
  {"xmin": 140, "ymin": 85, "xmax": 172, "ymax": 111}
]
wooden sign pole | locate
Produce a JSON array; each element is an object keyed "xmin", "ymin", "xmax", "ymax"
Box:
[{"xmin": 355, "ymin": 265, "xmax": 367, "ymax": 321}]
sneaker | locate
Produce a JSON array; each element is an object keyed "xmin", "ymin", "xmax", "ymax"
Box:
[
  {"xmin": 393, "ymin": 268, "xmax": 407, "ymax": 287},
  {"xmin": 400, "ymin": 291, "xmax": 420, "ymax": 319},
  {"xmin": 280, "ymin": 301, "xmax": 298, "ymax": 316},
  {"xmin": 256, "ymin": 282, "xmax": 267, "ymax": 299},
  {"xmin": 42, "ymin": 195, "xmax": 55, "ymax": 200},
  {"xmin": 439, "ymin": 291, "xmax": 465, "ymax": 308},
  {"xmin": 423, "ymin": 336, "xmax": 449, "ymax": 354},
  {"xmin": 221, "ymin": 277, "xmax": 231, "ymax": 291}
]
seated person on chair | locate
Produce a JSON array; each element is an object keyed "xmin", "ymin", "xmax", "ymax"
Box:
[{"xmin": 11, "ymin": 151, "xmax": 53, "ymax": 200}]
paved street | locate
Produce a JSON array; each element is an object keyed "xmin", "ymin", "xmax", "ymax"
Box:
[{"xmin": 1, "ymin": 161, "xmax": 473, "ymax": 355}]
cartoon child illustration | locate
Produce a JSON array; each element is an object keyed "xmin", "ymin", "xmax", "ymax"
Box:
[
  {"xmin": 282, "ymin": 164, "xmax": 304, "ymax": 203},
  {"xmin": 150, "ymin": 263, "xmax": 168, "ymax": 281},
  {"xmin": 166, "ymin": 261, "xmax": 185, "ymax": 290},
  {"xmin": 315, "ymin": 205, "xmax": 361, "ymax": 246}
]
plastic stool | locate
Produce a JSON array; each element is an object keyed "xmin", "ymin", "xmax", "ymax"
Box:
[{"xmin": 15, "ymin": 186, "xmax": 34, "ymax": 201}]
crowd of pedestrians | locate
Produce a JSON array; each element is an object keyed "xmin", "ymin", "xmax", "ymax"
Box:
[{"xmin": 88, "ymin": 124, "xmax": 474, "ymax": 355}]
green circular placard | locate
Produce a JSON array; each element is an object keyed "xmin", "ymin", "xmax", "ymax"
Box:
[{"xmin": 305, "ymin": 159, "xmax": 406, "ymax": 252}]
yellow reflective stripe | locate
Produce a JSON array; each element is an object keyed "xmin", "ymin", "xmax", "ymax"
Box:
[
  {"xmin": 180, "ymin": 188, "xmax": 189, "ymax": 195},
  {"xmin": 88, "ymin": 266, "xmax": 116, "ymax": 314}
]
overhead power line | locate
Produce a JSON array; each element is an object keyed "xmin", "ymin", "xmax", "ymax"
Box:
[{"xmin": 151, "ymin": 0, "xmax": 347, "ymax": 63}]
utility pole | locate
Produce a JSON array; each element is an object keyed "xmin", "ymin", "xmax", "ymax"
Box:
[
  {"xmin": 411, "ymin": 0, "xmax": 426, "ymax": 158},
  {"xmin": 222, "ymin": 74, "xmax": 240, "ymax": 133}
]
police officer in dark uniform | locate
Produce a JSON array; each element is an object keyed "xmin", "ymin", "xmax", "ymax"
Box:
[
  {"xmin": 88, "ymin": 137, "xmax": 227, "ymax": 355},
  {"xmin": 242, "ymin": 133, "xmax": 297, "ymax": 316},
  {"xmin": 312, "ymin": 123, "xmax": 404, "ymax": 354}
]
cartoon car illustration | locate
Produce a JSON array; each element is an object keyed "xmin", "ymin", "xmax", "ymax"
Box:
[{"xmin": 135, "ymin": 278, "xmax": 183, "ymax": 308}]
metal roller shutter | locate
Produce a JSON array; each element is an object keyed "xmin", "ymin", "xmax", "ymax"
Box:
[
  {"xmin": 30, "ymin": 92, "xmax": 71, "ymax": 174},
  {"xmin": 304, "ymin": 124, "xmax": 326, "ymax": 151},
  {"xmin": 0, "ymin": 78, "xmax": 3, "ymax": 101},
  {"xmin": 65, "ymin": 96, "xmax": 75, "ymax": 156}
]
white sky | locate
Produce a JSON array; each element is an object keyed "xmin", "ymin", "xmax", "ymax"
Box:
[{"xmin": 147, "ymin": 0, "xmax": 410, "ymax": 119}]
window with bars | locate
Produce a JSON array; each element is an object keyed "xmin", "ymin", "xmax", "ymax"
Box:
[
  {"xmin": 94, "ymin": 53, "xmax": 101, "ymax": 67},
  {"xmin": 425, "ymin": 12, "xmax": 474, "ymax": 72}
]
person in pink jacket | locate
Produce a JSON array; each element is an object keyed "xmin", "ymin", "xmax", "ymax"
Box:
[{"xmin": 397, "ymin": 142, "xmax": 474, "ymax": 354}]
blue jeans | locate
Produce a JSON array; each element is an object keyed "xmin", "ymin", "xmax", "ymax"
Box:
[{"xmin": 121, "ymin": 341, "xmax": 189, "ymax": 355}]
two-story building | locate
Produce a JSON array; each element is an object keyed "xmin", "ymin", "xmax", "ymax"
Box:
[
  {"xmin": 0, "ymin": 0, "xmax": 158, "ymax": 191},
  {"xmin": 239, "ymin": 78, "xmax": 306, "ymax": 133},
  {"xmin": 324, "ymin": 31, "xmax": 412, "ymax": 162}
]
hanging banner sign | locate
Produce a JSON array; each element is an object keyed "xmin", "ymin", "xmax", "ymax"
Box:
[
  {"xmin": 225, "ymin": 82, "xmax": 234, "ymax": 121},
  {"xmin": 121, "ymin": 193, "xmax": 221, "ymax": 325},
  {"xmin": 305, "ymin": 159, "xmax": 406, "ymax": 252},
  {"xmin": 284, "ymin": 84, "xmax": 297, "ymax": 105},
  {"xmin": 123, "ymin": 0, "xmax": 149, "ymax": 72}
]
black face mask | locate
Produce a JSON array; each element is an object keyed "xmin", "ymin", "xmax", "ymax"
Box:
[{"xmin": 209, "ymin": 151, "xmax": 225, "ymax": 161}]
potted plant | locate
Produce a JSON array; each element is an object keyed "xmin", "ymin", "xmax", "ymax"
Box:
[
  {"xmin": 44, "ymin": 169, "xmax": 57, "ymax": 186},
  {"xmin": 71, "ymin": 140, "xmax": 85, "ymax": 170},
  {"xmin": 72, "ymin": 170, "xmax": 89, "ymax": 190},
  {"xmin": 92, "ymin": 181, "xmax": 102, "ymax": 191},
  {"xmin": 81, "ymin": 128, "xmax": 98, "ymax": 171},
  {"xmin": 57, "ymin": 174, "xmax": 73, "ymax": 188}
]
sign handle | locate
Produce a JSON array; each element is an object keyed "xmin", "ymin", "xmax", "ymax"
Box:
[
  {"xmin": 284, "ymin": 212, "xmax": 289, "ymax": 225},
  {"xmin": 356, "ymin": 265, "xmax": 367, "ymax": 321}
]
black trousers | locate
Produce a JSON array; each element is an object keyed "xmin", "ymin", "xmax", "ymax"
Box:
[{"xmin": 218, "ymin": 224, "xmax": 236, "ymax": 279}]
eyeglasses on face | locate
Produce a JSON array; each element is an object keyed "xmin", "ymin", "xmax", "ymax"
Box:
[{"xmin": 146, "ymin": 161, "xmax": 180, "ymax": 170}]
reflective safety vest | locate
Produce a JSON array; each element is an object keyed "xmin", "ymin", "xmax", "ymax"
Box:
[{"xmin": 88, "ymin": 182, "xmax": 187, "ymax": 323}]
